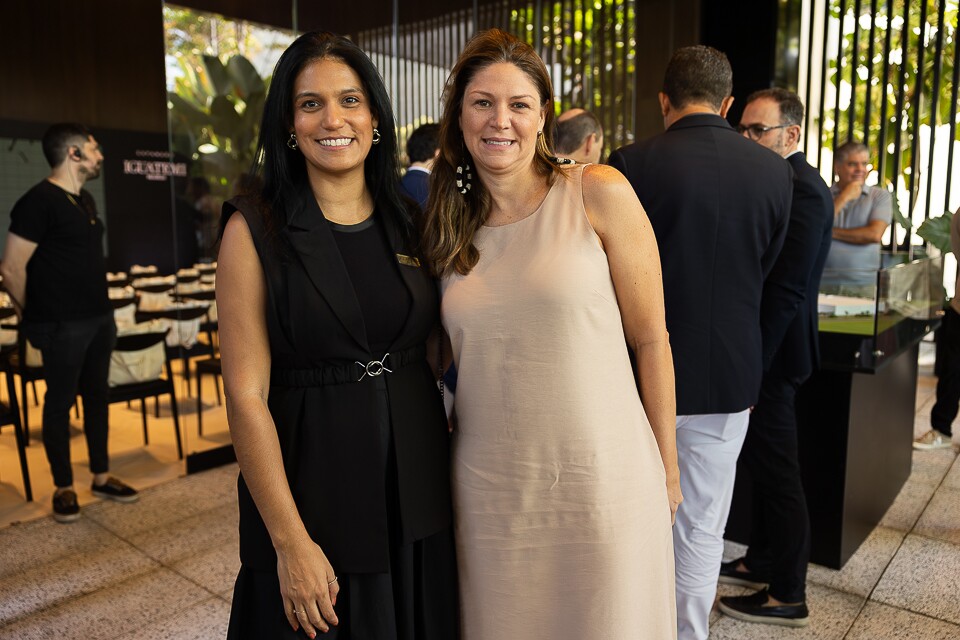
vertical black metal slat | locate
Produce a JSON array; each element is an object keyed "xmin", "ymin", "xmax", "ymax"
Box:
[
  {"xmin": 599, "ymin": 0, "xmax": 608, "ymax": 150},
  {"xmin": 848, "ymin": 0, "xmax": 861, "ymax": 138},
  {"xmin": 863, "ymin": 0, "xmax": 877, "ymax": 149},
  {"xmin": 833, "ymin": 0, "xmax": 848, "ymax": 152},
  {"xmin": 803, "ymin": 0, "xmax": 816, "ymax": 163},
  {"xmin": 876, "ymin": 0, "xmax": 894, "ymax": 183},
  {"xmin": 889, "ymin": 0, "xmax": 910, "ymax": 252},
  {"xmin": 905, "ymin": 0, "xmax": 928, "ymax": 252},
  {"xmin": 611, "ymin": 2, "xmax": 628, "ymax": 148},
  {"xmin": 944, "ymin": 10, "xmax": 960, "ymax": 213},
  {"xmin": 817, "ymin": 0, "xmax": 831, "ymax": 169},
  {"xmin": 921, "ymin": 0, "xmax": 946, "ymax": 223}
]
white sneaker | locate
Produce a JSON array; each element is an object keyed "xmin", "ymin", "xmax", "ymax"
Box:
[{"xmin": 913, "ymin": 430, "xmax": 954, "ymax": 450}]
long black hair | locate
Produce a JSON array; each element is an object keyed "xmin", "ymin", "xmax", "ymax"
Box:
[{"xmin": 247, "ymin": 31, "xmax": 411, "ymax": 240}]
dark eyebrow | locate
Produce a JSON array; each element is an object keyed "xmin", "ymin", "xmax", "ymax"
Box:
[
  {"xmin": 467, "ymin": 90, "xmax": 536, "ymax": 101},
  {"xmin": 294, "ymin": 87, "xmax": 365, "ymax": 101}
]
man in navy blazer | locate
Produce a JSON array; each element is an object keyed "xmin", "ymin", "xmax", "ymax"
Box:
[
  {"xmin": 717, "ymin": 89, "xmax": 833, "ymax": 629},
  {"xmin": 608, "ymin": 47, "xmax": 792, "ymax": 640},
  {"xmin": 399, "ymin": 123, "xmax": 439, "ymax": 208}
]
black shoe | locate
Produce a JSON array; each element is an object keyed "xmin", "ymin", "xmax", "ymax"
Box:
[
  {"xmin": 718, "ymin": 589, "xmax": 809, "ymax": 628},
  {"xmin": 91, "ymin": 477, "xmax": 139, "ymax": 503},
  {"xmin": 718, "ymin": 557, "xmax": 769, "ymax": 590},
  {"xmin": 52, "ymin": 489, "xmax": 80, "ymax": 523}
]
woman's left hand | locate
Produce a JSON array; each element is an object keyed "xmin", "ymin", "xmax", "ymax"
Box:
[{"xmin": 666, "ymin": 473, "xmax": 683, "ymax": 526}]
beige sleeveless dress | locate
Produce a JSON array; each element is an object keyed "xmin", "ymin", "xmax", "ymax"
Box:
[{"xmin": 441, "ymin": 164, "xmax": 677, "ymax": 639}]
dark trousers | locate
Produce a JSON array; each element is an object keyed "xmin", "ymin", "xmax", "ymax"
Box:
[
  {"xmin": 740, "ymin": 372, "xmax": 811, "ymax": 604},
  {"xmin": 24, "ymin": 313, "xmax": 117, "ymax": 488},
  {"xmin": 931, "ymin": 306, "xmax": 960, "ymax": 437}
]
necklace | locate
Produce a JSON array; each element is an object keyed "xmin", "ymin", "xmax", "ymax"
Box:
[{"xmin": 64, "ymin": 192, "xmax": 96, "ymax": 225}]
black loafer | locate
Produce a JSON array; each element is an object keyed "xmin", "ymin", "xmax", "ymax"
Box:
[
  {"xmin": 718, "ymin": 589, "xmax": 809, "ymax": 627},
  {"xmin": 718, "ymin": 557, "xmax": 769, "ymax": 590}
]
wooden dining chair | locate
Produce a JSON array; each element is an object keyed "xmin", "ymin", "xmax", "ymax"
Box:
[
  {"xmin": 0, "ymin": 308, "xmax": 31, "ymax": 500},
  {"xmin": 107, "ymin": 328, "xmax": 183, "ymax": 459}
]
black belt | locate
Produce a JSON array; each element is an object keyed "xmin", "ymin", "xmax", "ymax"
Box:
[{"xmin": 271, "ymin": 344, "xmax": 426, "ymax": 387}]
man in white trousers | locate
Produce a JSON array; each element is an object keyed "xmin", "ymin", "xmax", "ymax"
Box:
[{"xmin": 609, "ymin": 46, "xmax": 792, "ymax": 639}]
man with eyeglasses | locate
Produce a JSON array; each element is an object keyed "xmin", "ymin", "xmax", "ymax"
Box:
[
  {"xmin": 823, "ymin": 141, "xmax": 892, "ymax": 285},
  {"xmin": 717, "ymin": 89, "xmax": 833, "ymax": 629},
  {"xmin": 609, "ymin": 46, "xmax": 792, "ymax": 640}
]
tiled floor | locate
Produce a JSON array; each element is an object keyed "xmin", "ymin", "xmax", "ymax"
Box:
[{"xmin": 0, "ymin": 352, "xmax": 958, "ymax": 638}]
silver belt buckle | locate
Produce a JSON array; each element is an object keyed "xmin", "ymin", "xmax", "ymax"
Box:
[{"xmin": 355, "ymin": 353, "xmax": 392, "ymax": 382}]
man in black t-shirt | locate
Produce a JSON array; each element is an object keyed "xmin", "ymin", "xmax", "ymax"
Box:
[{"xmin": 1, "ymin": 123, "xmax": 137, "ymax": 523}]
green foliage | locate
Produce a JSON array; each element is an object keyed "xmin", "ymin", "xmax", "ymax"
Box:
[
  {"xmin": 163, "ymin": 5, "xmax": 292, "ymax": 199},
  {"xmin": 505, "ymin": 0, "xmax": 636, "ymax": 153},
  {"xmin": 917, "ymin": 210, "xmax": 955, "ymax": 253},
  {"xmin": 826, "ymin": 0, "xmax": 958, "ymax": 208}
]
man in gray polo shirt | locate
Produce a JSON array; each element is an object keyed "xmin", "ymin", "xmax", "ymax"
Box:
[{"xmin": 822, "ymin": 141, "xmax": 892, "ymax": 286}]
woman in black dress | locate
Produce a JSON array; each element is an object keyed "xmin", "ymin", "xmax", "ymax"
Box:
[{"xmin": 218, "ymin": 32, "xmax": 458, "ymax": 639}]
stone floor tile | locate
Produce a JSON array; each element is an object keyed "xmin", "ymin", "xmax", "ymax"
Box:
[
  {"xmin": 82, "ymin": 465, "xmax": 237, "ymax": 538},
  {"xmin": 0, "ymin": 522, "xmax": 158, "ymax": 626},
  {"xmin": 126, "ymin": 502, "xmax": 238, "ymax": 566},
  {"xmin": 845, "ymin": 601, "xmax": 960, "ymax": 639},
  {"xmin": 881, "ymin": 477, "xmax": 940, "ymax": 532},
  {"xmin": 115, "ymin": 596, "xmax": 231, "ymax": 640},
  {"xmin": 914, "ymin": 486, "xmax": 960, "ymax": 546},
  {"xmin": 168, "ymin": 533, "xmax": 241, "ymax": 595},
  {"xmin": 708, "ymin": 583, "xmax": 863, "ymax": 639},
  {"xmin": 872, "ymin": 534, "xmax": 960, "ymax": 625},
  {"xmin": 908, "ymin": 448, "xmax": 958, "ymax": 486},
  {"xmin": 0, "ymin": 567, "xmax": 210, "ymax": 640},
  {"xmin": 0, "ymin": 516, "xmax": 119, "ymax": 580},
  {"xmin": 807, "ymin": 526, "xmax": 905, "ymax": 597},
  {"xmin": 942, "ymin": 454, "xmax": 960, "ymax": 490}
]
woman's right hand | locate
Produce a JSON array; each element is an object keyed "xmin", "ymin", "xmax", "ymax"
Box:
[{"xmin": 277, "ymin": 538, "xmax": 340, "ymax": 638}]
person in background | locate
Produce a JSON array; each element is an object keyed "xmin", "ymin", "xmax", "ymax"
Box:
[
  {"xmin": 400, "ymin": 123, "xmax": 440, "ymax": 208},
  {"xmin": 608, "ymin": 46, "xmax": 792, "ymax": 640},
  {"xmin": 187, "ymin": 176, "xmax": 221, "ymax": 258},
  {"xmin": 423, "ymin": 28, "xmax": 680, "ymax": 639},
  {"xmin": 717, "ymin": 88, "xmax": 833, "ymax": 628},
  {"xmin": 915, "ymin": 206, "xmax": 960, "ymax": 450},
  {"xmin": 217, "ymin": 32, "xmax": 458, "ymax": 639},
  {"xmin": 823, "ymin": 140, "xmax": 892, "ymax": 286},
  {"xmin": 554, "ymin": 107, "xmax": 604, "ymax": 164},
  {"xmin": 1, "ymin": 123, "xmax": 138, "ymax": 524}
]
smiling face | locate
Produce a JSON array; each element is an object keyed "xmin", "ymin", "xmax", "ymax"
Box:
[
  {"xmin": 291, "ymin": 57, "xmax": 378, "ymax": 181},
  {"xmin": 458, "ymin": 62, "xmax": 546, "ymax": 179},
  {"xmin": 835, "ymin": 150, "xmax": 870, "ymax": 189}
]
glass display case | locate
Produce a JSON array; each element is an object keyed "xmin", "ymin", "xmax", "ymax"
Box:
[{"xmin": 817, "ymin": 255, "xmax": 944, "ymax": 371}]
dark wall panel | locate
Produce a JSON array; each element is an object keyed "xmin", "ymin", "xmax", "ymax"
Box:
[
  {"xmin": 0, "ymin": 0, "xmax": 167, "ymax": 133},
  {"xmin": 699, "ymin": 0, "xmax": 779, "ymax": 126}
]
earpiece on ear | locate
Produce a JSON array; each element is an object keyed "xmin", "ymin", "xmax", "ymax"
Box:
[{"xmin": 73, "ymin": 148, "xmax": 83, "ymax": 161}]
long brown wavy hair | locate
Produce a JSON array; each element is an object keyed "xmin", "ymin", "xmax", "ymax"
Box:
[{"xmin": 421, "ymin": 29, "xmax": 564, "ymax": 277}]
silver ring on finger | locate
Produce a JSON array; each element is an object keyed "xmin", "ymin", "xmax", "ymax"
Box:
[
  {"xmin": 292, "ymin": 609, "xmax": 304, "ymax": 616},
  {"xmin": 328, "ymin": 576, "xmax": 338, "ymax": 585}
]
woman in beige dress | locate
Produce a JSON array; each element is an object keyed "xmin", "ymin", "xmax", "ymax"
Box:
[{"xmin": 420, "ymin": 29, "xmax": 681, "ymax": 639}]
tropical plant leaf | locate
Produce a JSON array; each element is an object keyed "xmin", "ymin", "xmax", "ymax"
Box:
[
  {"xmin": 209, "ymin": 95, "xmax": 244, "ymax": 140},
  {"xmin": 916, "ymin": 211, "xmax": 954, "ymax": 255},
  {"xmin": 890, "ymin": 184, "xmax": 911, "ymax": 231},
  {"xmin": 226, "ymin": 55, "xmax": 265, "ymax": 97},
  {"xmin": 203, "ymin": 54, "xmax": 232, "ymax": 96}
]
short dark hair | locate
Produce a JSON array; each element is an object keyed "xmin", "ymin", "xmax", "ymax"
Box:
[
  {"xmin": 406, "ymin": 123, "xmax": 440, "ymax": 163},
  {"xmin": 745, "ymin": 88, "xmax": 804, "ymax": 126},
  {"xmin": 554, "ymin": 111, "xmax": 602, "ymax": 155},
  {"xmin": 247, "ymin": 31, "xmax": 410, "ymax": 239},
  {"xmin": 834, "ymin": 140, "xmax": 869, "ymax": 165},
  {"xmin": 662, "ymin": 46, "xmax": 732, "ymax": 111},
  {"xmin": 42, "ymin": 123, "xmax": 91, "ymax": 168}
]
